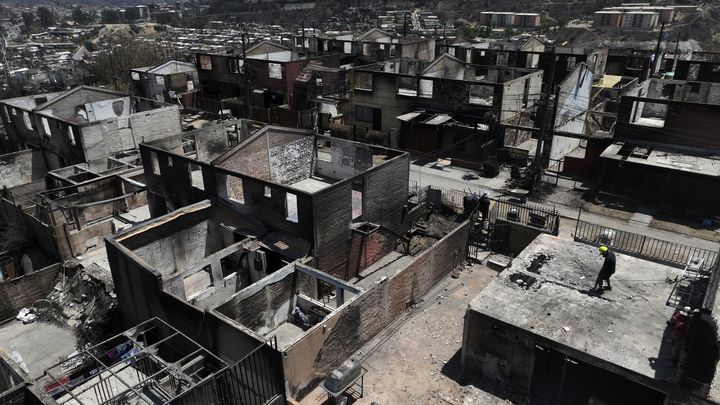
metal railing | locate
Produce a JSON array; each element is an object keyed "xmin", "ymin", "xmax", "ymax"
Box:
[
  {"xmin": 489, "ymin": 198, "xmax": 560, "ymax": 234},
  {"xmin": 408, "ymin": 181, "xmax": 469, "ymax": 211},
  {"xmin": 170, "ymin": 337, "xmax": 284, "ymax": 405},
  {"xmin": 574, "ymin": 220, "xmax": 718, "ymax": 270}
]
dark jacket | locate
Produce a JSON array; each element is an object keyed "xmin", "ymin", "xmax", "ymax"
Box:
[{"xmin": 601, "ymin": 251, "xmax": 616, "ymax": 274}]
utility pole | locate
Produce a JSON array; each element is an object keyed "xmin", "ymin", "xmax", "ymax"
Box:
[
  {"xmin": 652, "ymin": 22, "xmax": 665, "ymax": 75},
  {"xmin": 672, "ymin": 31, "xmax": 681, "ymax": 74},
  {"xmin": 301, "ymin": 20, "xmax": 305, "ymax": 51},
  {"xmin": 403, "ymin": 13, "xmax": 408, "ymax": 37},
  {"xmin": 531, "ymin": 46, "xmax": 558, "ymax": 188}
]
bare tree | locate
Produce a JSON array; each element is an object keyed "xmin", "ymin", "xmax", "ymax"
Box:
[{"xmin": 92, "ymin": 40, "xmax": 188, "ymax": 92}]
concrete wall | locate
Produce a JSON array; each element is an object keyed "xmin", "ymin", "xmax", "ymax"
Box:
[
  {"xmin": 80, "ymin": 105, "xmax": 181, "ymax": 164},
  {"xmin": 555, "ymin": 64, "xmax": 593, "ymax": 135},
  {"xmin": 461, "ymin": 309, "xmax": 536, "ymax": 390},
  {"xmin": 501, "ymin": 70, "xmax": 543, "ymax": 122},
  {"xmin": 0, "ymin": 149, "xmax": 47, "ymax": 189},
  {"xmin": 285, "ymin": 220, "xmax": 471, "ymax": 399}
]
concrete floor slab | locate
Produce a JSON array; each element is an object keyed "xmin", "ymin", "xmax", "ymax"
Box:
[
  {"xmin": 290, "ymin": 176, "xmax": 339, "ymax": 193},
  {"xmin": 0, "ymin": 321, "xmax": 78, "ymax": 379},
  {"xmin": 469, "ymin": 234, "xmax": 682, "ymax": 384}
]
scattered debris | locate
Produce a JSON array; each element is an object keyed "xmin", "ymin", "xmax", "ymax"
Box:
[{"xmin": 16, "ymin": 308, "xmax": 36, "ymax": 324}]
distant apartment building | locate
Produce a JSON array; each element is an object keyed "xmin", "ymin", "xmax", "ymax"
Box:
[
  {"xmin": 594, "ymin": 10, "xmax": 624, "ymax": 28},
  {"xmin": 593, "ymin": 3, "xmax": 692, "ymax": 29},
  {"xmin": 479, "ymin": 12, "xmax": 541, "ymax": 28},
  {"xmin": 621, "ymin": 11, "xmax": 659, "ymax": 29}
]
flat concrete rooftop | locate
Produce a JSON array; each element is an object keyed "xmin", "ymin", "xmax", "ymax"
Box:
[
  {"xmin": 602, "ymin": 142, "xmax": 720, "ymax": 177},
  {"xmin": 469, "ymin": 234, "xmax": 683, "ymax": 383}
]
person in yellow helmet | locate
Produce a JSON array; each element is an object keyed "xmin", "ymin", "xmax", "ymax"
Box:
[{"xmin": 593, "ymin": 245, "xmax": 616, "ymax": 292}]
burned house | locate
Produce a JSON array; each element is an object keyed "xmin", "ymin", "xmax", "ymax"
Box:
[
  {"xmin": 140, "ymin": 125, "xmax": 411, "ymax": 275},
  {"xmin": 0, "ymin": 86, "xmax": 182, "ymax": 169},
  {"xmin": 437, "ymin": 36, "xmax": 608, "ymax": 91},
  {"xmin": 130, "ymin": 60, "xmax": 200, "ymax": 108},
  {"xmin": 348, "ymin": 53, "xmax": 543, "ymax": 150},
  {"xmin": 598, "ymin": 77, "xmax": 720, "ymax": 213},
  {"xmin": 674, "ymin": 52, "xmax": 720, "ymax": 83},
  {"xmin": 194, "ymin": 41, "xmax": 341, "ymax": 126},
  {"xmin": 291, "ymin": 28, "xmax": 436, "ymax": 65},
  {"xmin": 462, "ymin": 234, "xmax": 720, "ymax": 404},
  {"xmin": 105, "ymin": 124, "xmax": 473, "ymax": 400},
  {"xmin": 0, "ymin": 152, "xmax": 148, "ymax": 261}
]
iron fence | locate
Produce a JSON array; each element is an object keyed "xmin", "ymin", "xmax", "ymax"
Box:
[
  {"xmin": 170, "ymin": 337, "xmax": 285, "ymax": 405},
  {"xmin": 574, "ymin": 220, "xmax": 718, "ymax": 270},
  {"xmin": 489, "ymin": 198, "xmax": 560, "ymax": 234}
]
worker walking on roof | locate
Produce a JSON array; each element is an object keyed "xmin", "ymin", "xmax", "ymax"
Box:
[
  {"xmin": 479, "ymin": 192, "xmax": 491, "ymax": 224},
  {"xmin": 593, "ymin": 246, "xmax": 616, "ymax": 292},
  {"xmin": 668, "ymin": 306, "xmax": 691, "ymax": 367}
]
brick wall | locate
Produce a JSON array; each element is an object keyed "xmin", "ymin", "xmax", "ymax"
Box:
[
  {"xmin": 363, "ymin": 155, "xmax": 410, "ymax": 234},
  {"xmin": 0, "ymin": 264, "xmax": 61, "ymax": 319},
  {"xmin": 312, "ymin": 183, "xmax": 352, "ymax": 273}
]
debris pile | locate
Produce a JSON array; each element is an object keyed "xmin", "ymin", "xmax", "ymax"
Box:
[{"xmin": 39, "ymin": 262, "xmax": 117, "ymax": 346}]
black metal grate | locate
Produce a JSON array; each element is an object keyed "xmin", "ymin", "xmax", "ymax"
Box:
[{"xmin": 574, "ymin": 220, "xmax": 717, "ymax": 270}]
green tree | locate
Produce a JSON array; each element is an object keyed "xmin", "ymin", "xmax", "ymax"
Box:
[
  {"xmin": 125, "ymin": 7, "xmax": 141, "ymax": 21},
  {"xmin": 101, "ymin": 9, "xmax": 121, "ymax": 24},
  {"xmin": 21, "ymin": 11, "xmax": 34, "ymax": 32},
  {"xmin": 37, "ymin": 7, "xmax": 55, "ymax": 28},
  {"xmin": 71, "ymin": 7, "xmax": 92, "ymax": 25}
]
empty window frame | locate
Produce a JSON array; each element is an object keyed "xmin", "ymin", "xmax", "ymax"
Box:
[
  {"xmin": 285, "ymin": 192, "xmax": 298, "ymax": 223},
  {"xmin": 469, "ymin": 84, "xmax": 495, "ymax": 106},
  {"xmin": 41, "ymin": 117, "xmax": 52, "ymax": 136},
  {"xmin": 199, "ymin": 55, "xmax": 213, "ymax": 70},
  {"xmin": 355, "ymin": 72, "xmax": 373, "ymax": 91},
  {"xmin": 496, "ymin": 51, "xmax": 509, "ymax": 67},
  {"xmin": 355, "ymin": 105, "xmax": 374, "ymax": 123},
  {"xmin": 189, "ymin": 163, "xmax": 204, "ymax": 190},
  {"xmin": 419, "ymin": 79, "xmax": 433, "ymax": 98},
  {"xmin": 268, "ymin": 62, "xmax": 282, "ymax": 79},
  {"xmin": 228, "ymin": 58, "xmax": 244, "ymax": 74},
  {"xmin": 567, "ymin": 56, "xmax": 577, "ymax": 71},
  {"xmin": 397, "ymin": 76, "xmax": 418, "ymax": 96},
  {"xmin": 526, "ymin": 53, "xmax": 539, "ymax": 68},
  {"xmin": 67, "ymin": 125, "xmax": 77, "ymax": 146}
]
